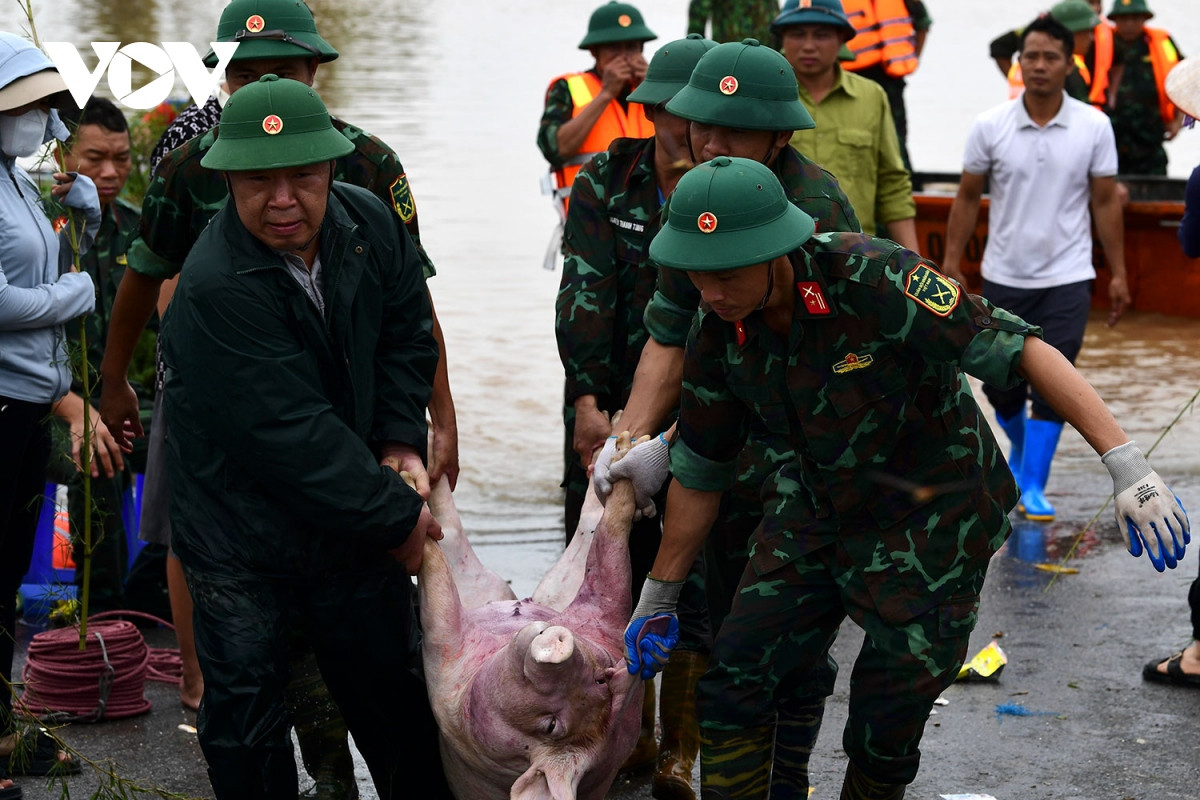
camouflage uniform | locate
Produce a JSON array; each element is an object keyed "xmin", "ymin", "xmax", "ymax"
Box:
[
  {"xmin": 644, "ymin": 145, "xmax": 860, "ymax": 792},
  {"xmin": 686, "ymin": 0, "xmax": 779, "ymax": 45},
  {"xmin": 1106, "ymin": 32, "xmax": 1182, "ymax": 175},
  {"xmin": 46, "ymin": 197, "xmax": 154, "ymax": 613},
  {"xmin": 672, "ymin": 231, "xmax": 1035, "ymax": 787}
]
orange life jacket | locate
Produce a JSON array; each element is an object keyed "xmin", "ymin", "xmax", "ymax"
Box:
[
  {"xmin": 1091, "ymin": 24, "xmax": 1179, "ymax": 124},
  {"xmin": 842, "ymin": 0, "xmax": 918, "ymax": 78},
  {"xmin": 1088, "ymin": 22, "xmax": 1113, "ymax": 107},
  {"xmin": 1006, "ymin": 54, "xmax": 1092, "ymax": 99},
  {"xmin": 545, "ymin": 71, "xmax": 653, "ymax": 215}
]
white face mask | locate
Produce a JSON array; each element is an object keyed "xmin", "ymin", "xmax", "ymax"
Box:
[{"xmin": 0, "ymin": 108, "xmax": 49, "ymax": 158}]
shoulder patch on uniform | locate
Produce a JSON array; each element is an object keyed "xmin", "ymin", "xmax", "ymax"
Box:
[
  {"xmin": 903, "ymin": 263, "xmax": 960, "ymax": 317},
  {"xmin": 389, "ymin": 174, "xmax": 416, "ymax": 223}
]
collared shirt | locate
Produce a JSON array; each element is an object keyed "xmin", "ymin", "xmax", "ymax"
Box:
[
  {"xmin": 282, "ymin": 251, "xmax": 325, "ymax": 316},
  {"xmin": 789, "ymin": 66, "xmax": 915, "ymax": 233},
  {"xmin": 963, "ymin": 93, "xmax": 1117, "ymax": 289}
]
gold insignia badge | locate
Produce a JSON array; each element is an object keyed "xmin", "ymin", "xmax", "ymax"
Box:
[
  {"xmin": 116, "ymin": 253, "xmax": 128, "ymax": 266},
  {"xmin": 618, "ymin": 14, "xmax": 632, "ymax": 26},
  {"xmin": 800, "ymin": 0, "xmax": 813, "ymax": 7},
  {"xmin": 262, "ymin": 114, "xmax": 283, "ymax": 134},
  {"xmin": 698, "ymin": 212, "xmax": 718, "ymax": 233},
  {"xmin": 389, "ymin": 175, "xmax": 416, "ymax": 223},
  {"xmin": 904, "ymin": 263, "xmax": 960, "ymax": 317},
  {"xmin": 719, "ymin": 75, "xmax": 738, "ymax": 95},
  {"xmin": 833, "ymin": 352, "xmax": 874, "ymax": 374},
  {"xmin": 246, "ymin": 14, "xmax": 265, "ymax": 32}
]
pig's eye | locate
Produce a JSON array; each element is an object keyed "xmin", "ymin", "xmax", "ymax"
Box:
[{"xmin": 545, "ymin": 718, "xmax": 558, "ymax": 735}]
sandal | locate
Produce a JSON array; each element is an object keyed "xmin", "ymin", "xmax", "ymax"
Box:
[
  {"xmin": 1142, "ymin": 650, "xmax": 1200, "ymax": 689},
  {"xmin": 1, "ymin": 727, "xmax": 80, "ymax": 777}
]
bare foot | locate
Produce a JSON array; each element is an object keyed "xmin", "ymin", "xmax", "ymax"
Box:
[
  {"xmin": 1152, "ymin": 641, "xmax": 1200, "ymax": 677},
  {"xmin": 180, "ymin": 684, "xmax": 203, "ymax": 712}
]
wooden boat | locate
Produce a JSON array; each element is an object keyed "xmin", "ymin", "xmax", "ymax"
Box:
[{"xmin": 911, "ymin": 172, "xmax": 1200, "ymax": 319}]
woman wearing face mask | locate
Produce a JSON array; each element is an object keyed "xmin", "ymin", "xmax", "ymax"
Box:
[{"xmin": 0, "ymin": 31, "xmax": 98, "ymax": 794}]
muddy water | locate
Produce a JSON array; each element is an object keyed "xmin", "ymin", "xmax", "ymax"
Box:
[{"xmin": 8, "ymin": 0, "xmax": 1200, "ymax": 599}]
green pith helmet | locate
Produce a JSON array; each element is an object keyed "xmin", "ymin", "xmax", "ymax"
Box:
[
  {"xmin": 769, "ymin": 0, "xmax": 857, "ymax": 39},
  {"xmin": 201, "ymin": 75, "xmax": 353, "ymax": 171},
  {"xmin": 628, "ymin": 34, "xmax": 718, "ymax": 106},
  {"xmin": 1050, "ymin": 0, "xmax": 1102, "ymax": 32},
  {"xmin": 1107, "ymin": 0, "xmax": 1154, "ymax": 18},
  {"xmin": 578, "ymin": 2, "xmax": 657, "ymax": 49},
  {"xmin": 649, "ymin": 156, "xmax": 815, "ymax": 271},
  {"xmin": 666, "ymin": 39, "xmax": 815, "ymax": 131},
  {"xmin": 203, "ymin": 0, "xmax": 339, "ymax": 67}
]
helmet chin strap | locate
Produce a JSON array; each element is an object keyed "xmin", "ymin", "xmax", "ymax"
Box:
[{"xmin": 754, "ymin": 260, "xmax": 775, "ymax": 311}]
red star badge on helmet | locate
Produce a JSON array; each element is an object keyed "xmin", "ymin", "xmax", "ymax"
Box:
[
  {"xmin": 719, "ymin": 76, "xmax": 738, "ymax": 96},
  {"xmin": 618, "ymin": 14, "xmax": 631, "ymax": 26},
  {"xmin": 262, "ymin": 114, "xmax": 283, "ymax": 134},
  {"xmin": 246, "ymin": 14, "xmax": 265, "ymax": 32},
  {"xmin": 697, "ymin": 212, "xmax": 718, "ymax": 233}
]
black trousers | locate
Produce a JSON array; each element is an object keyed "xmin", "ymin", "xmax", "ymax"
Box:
[{"xmin": 0, "ymin": 397, "xmax": 52, "ymax": 730}]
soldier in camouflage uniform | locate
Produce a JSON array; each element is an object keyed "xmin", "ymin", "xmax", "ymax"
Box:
[
  {"xmin": 621, "ymin": 155, "xmax": 1191, "ymax": 799},
  {"xmin": 686, "ymin": 0, "xmax": 778, "ymax": 45},
  {"xmin": 592, "ymin": 38, "xmax": 860, "ymax": 798},
  {"xmin": 1103, "ymin": 0, "xmax": 1184, "ymax": 175},
  {"xmin": 96, "ymin": 2, "xmax": 450, "ymax": 798},
  {"xmin": 47, "ymin": 96, "xmax": 158, "ymax": 614},
  {"xmin": 555, "ymin": 34, "xmax": 718, "ymax": 797}
]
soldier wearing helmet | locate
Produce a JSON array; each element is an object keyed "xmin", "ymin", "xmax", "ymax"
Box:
[
  {"xmin": 162, "ymin": 75, "xmax": 450, "ymax": 799},
  {"xmin": 619, "ymin": 156, "xmax": 1190, "ymax": 799},
  {"xmin": 590, "ymin": 38, "xmax": 861, "ymax": 797},
  {"xmin": 98, "ymin": 1, "xmax": 456, "ymax": 795},
  {"xmin": 537, "ymin": 1, "xmax": 657, "ymax": 215},
  {"xmin": 554, "ymin": 34, "xmax": 718, "ymax": 798}
]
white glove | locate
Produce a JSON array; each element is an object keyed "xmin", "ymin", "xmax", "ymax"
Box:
[
  {"xmin": 591, "ymin": 436, "xmax": 620, "ymax": 503},
  {"xmin": 1102, "ymin": 441, "xmax": 1191, "ymax": 572},
  {"xmin": 608, "ymin": 433, "xmax": 672, "ymax": 519}
]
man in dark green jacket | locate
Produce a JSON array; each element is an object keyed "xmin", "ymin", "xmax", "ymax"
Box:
[{"xmin": 162, "ymin": 75, "xmax": 448, "ymax": 799}]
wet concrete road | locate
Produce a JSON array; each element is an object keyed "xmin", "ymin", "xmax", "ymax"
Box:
[{"xmin": 10, "ymin": 408, "xmax": 1200, "ymax": 799}]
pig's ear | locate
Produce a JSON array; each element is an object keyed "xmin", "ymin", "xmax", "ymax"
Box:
[{"xmin": 510, "ymin": 760, "xmax": 581, "ymax": 800}]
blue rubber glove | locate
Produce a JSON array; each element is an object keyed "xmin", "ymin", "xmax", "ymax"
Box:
[
  {"xmin": 624, "ymin": 576, "xmax": 682, "ymax": 679},
  {"xmin": 1102, "ymin": 442, "xmax": 1191, "ymax": 572},
  {"xmin": 608, "ymin": 432, "xmax": 671, "ymax": 519}
]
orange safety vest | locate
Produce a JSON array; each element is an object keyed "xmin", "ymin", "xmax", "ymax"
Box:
[
  {"xmin": 1006, "ymin": 54, "xmax": 1092, "ymax": 99},
  {"xmin": 545, "ymin": 71, "xmax": 653, "ymax": 214},
  {"xmin": 1088, "ymin": 22, "xmax": 1113, "ymax": 107},
  {"xmin": 842, "ymin": 0, "xmax": 918, "ymax": 78},
  {"xmin": 1091, "ymin": 24, "xmax": 1179, "ymax": 124}
]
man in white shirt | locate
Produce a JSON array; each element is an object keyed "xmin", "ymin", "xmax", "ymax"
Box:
[{"xmin": 942, "ymin": 13, "xmax": 1129, "ymax": 523}]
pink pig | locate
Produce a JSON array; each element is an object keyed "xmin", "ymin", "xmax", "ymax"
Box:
[{"xmin": 418, "ymin": 442, "xmax": 644, "ymax": 799}]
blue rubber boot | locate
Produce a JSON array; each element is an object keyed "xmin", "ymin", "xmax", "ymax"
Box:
[
  {"xmin": 1021, "ymin": 419, "xmax": 1064, "ymax": 522},
  {"xmin": 995, "ymin": 410, "xmax": 1026, "ymax": 493}
]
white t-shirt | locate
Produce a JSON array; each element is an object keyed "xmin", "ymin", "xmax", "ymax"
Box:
[{"xmin": 962, "ymin": 93, "xmax": 1117, "ymax": 289}]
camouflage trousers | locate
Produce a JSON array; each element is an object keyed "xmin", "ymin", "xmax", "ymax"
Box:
[{"xmin": 698, "ymin": 539, "xmax": 986, "ymax": 794}]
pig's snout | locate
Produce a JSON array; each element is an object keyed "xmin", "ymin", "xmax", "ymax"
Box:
[{"xmin": 530, "ymin": 625, "xmax": 576, "ymax": 664}]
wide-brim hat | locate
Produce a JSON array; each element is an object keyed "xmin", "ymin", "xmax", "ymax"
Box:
[
  {"xmin": 649, "ymin": 156, "xmax": 815, "ymax": 271},
  {"xmin": 0, "ymin": 32, "xmax": 72, "ymax": 111},
  {"xmin": 201, "ymin": 74, "xmax": 353, "ymax": 171},
  {"xmin": 203, "ymin": 0, "xmax": 339, "ymax": 67},
  {"xmin": 579, "ymin": 2, "xmax": 657, "ymax": 49},
  {"xmin": 1108, "ymin": 0, "xmax": 1153, "ymax": 19},
  {"xmin": 1166, "ymin": 57, "xmax": 1200, "ymax": 120},
  {"xmin": 666, "ymin": 39, "xmax": 815, "ymax": 132},
  {"xmin": 1050, "ymin": 0, "xmax": 1103, "ymax": 32},
  {"xmin": 627, "ymin": 34, "xmax": 718, "ymax": 106},
  {"xmin": 769, "ymin": 0, "xmax": 857, "ymax": 39}
]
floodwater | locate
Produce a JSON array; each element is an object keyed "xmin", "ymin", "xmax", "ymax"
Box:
[
  {"xmin": 7, "ymin": 2, "xmax": 1200, "ymax": 798},
  {"xmin": 7, "ymin": 0, "xmax": 1200, "ymax": 589}
]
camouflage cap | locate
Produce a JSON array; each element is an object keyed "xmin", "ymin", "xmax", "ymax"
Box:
[
  {"xmin": 203, "ymin": 0, "xmax": 339, "ymax": 67},
  {"xmin": 1050, "ymin": 0, "xmax": 1102, "ymax": 32},
  {"xmin": 627, "ymin": 34, "xmax": 718, "ymax": 106},
  {"xmin": 649, "ymin": 156, "xmax": 815, "ymax": 271},
  {"xmin": 769, "ymin": 0, "xmax": 857, "ymax": 39},
  {"xmin": 201, "ymin": 74, "xmax": 353, "ymax": 171},
  {"xmin": 1107, "ymin": 0, "xmax": 1154, "ymax": 18},
  {"xmin": 578, "ymin": 2, "xmax": 657, "ymax": 49},
  {"xmin": 666, "ymin": 39, "xmax": 816, "ymax": 132}
]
